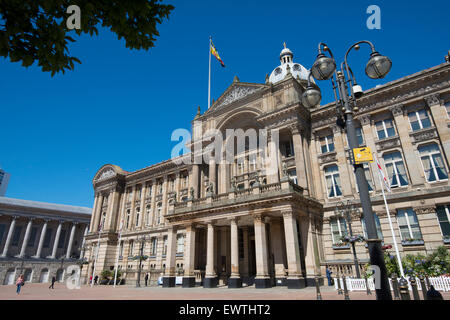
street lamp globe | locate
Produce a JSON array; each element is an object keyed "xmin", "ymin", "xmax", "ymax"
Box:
[
  {"xmin": 302, "ymin": 86, "xmax": 322, "ymax": 108},
  {"xmin": 365, "ymin": 52, "xmax": 392, "ymax": 79},
  {"xmin": 311, "ymin": 53, "xmax": 336, "ymax": 80}
]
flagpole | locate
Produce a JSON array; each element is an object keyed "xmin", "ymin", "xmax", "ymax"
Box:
[
  {"xmin": 90, "ymin": 228, "xmax": 101, "ymax": 287},
  {"xmin": 375, "ymin": 154, "xmax": 405, "ymax": 278},
  {"xmin": 208, "ymin": 35, "xmax": 212, "ymax": 109},
  {"xmin": 113, "ymin": 227, "xmax": 122, "ymax": 288}
]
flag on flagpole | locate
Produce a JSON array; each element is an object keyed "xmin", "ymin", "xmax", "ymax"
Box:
[
  {"xmin": 374, "ymin": 153, "xmax": 391, "ymax": 193},
  {"xmin": 210, "ymin": 40, "xmax": 225, "ymax": 67}
]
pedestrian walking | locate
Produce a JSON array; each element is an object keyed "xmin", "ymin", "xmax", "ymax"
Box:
[
  {"xmin": 89, "ymin": 275, "xmax": 93, "ymax": 284},
  {"xmin": 16, "ymin": 274, "xmax": 25, "ymax": 295},
  {"xmin": 49, "ymin": 276, "xmax": 56, "ymax": 289},
  {"xmin": 145, "ymin": 273, "xmax": 149, "ymax": 287},
  {"xmin": 326, "ymin": 267, "xmax": 333, "ymax": 286},
  {"xmin": 426, "ymin": 285, "xmax": 444, "ymax": 300},
  {"xmin": 94, "ymin": 275, "xmax": 98, "ymax": 285}
]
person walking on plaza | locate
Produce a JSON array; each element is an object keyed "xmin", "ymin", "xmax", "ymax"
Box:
[
  {"xmin": 16, "ymin": 274, "xmax": 24, "ymax": 295},
  {"xmin": 49, "ymin": 276, "xmax": 56, "ymax": 289},
  {"xmin": 326, "ymin": 267, "xmax": 333, "ymax": 286},
  {"xmin": 94, "ymin": 275, "xmax": 98, "ymax": 285},
  {"xmin": 145, "ymin": 273, "xmax": 149, "ymax": 287}
]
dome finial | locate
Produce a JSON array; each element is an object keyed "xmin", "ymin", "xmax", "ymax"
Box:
[{"xmin": 283, "ymin": 42, "xmax": 286, "ymax": 49}]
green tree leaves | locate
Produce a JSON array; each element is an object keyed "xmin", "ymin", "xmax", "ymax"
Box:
[{"xmin": 0, "ymin": 0, "xmax": 174, "ymax": 75}]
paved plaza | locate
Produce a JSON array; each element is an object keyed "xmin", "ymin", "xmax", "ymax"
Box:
[{"xmin": 1, "ymin": 283, "xmax": 448, "ymax": 300}]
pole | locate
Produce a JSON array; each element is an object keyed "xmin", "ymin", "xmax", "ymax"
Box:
[
  {"xmin": 337, "ymin": 70, "xmax": 391, "ymax": 300},
  {"xmin": 208, "ymin": 36, "xmax": 212, "ymax": 109},
  {"xmin": 345, "ymin": 212, "xmax": 361, "ymax": 278},
  {"xmin": 113, "ymin": 232, "xmax": 122, "ymax": 288},
  {"xmin": 90, "ymin": 231, "xmax": 101, "ymax": 287},
  {"xmin": 376, "ymin": 156, "xmax": 405, "ymax": 278}
]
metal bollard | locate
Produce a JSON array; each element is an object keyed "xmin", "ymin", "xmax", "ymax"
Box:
[
  {"xmin": 425, "ymin": 275, "xmax": 431, "ymax": 289},
  {"xmin": 391, "ymin": 273, "xmax": 400, "ymax": 300},
  {"xmin": 336, "ymin": 274, "xmax": 343, "ymax": 295},
  {"xmin": 342, "ymin": 276, "xmax": 350, "ymax": 300},
  {"xmin": 365, "ymin": 277, "xmax": 372, "ymax": 295},
  {"xmin": 315, "ymin": 276, "xmax": 322, "ymax": 300},
  {"xmin": 398, "ymin": 277, "xmax": 411, "ymax": 300},
  {"xmin": 418, "ymin": 274, "xmax": 427, "ymax": 300},
  {"xmin": 409, "ymin": 276, "xmax": 420, "ymax": 300}
]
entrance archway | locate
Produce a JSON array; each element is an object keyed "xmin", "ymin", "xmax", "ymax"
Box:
[
  {"xmin": 39, "ymin": 268, "xmax": 49, "ymax": 283},
  {"xmin": 24, "ymin": 268, "xmax": 33, "ymax": 282},
  {"xmin": 56, "ymin": 268, "xmax": 64, "ymax": 282},
  {"xmin": 3, "ymin": 268, "xmax": 16, "ymax": 285}
]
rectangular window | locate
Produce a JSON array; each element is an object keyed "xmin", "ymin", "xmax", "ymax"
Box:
[
  {"xmin": 375, "ymin": 119, "xmax": 396, "ymax": 139},
  {"xmin": 383, "ymin": 152, "xmax": 409, "ymax": 187},
  {"xmin": 43, "ymin": 228, "xmax": 53, "ymax": 248},
  {"xmin": 324, "ymin": 165, "xmax": 342, "ymax": 198},
  {"xmin": 163, "ymin": 236, "xmax": 168, "ymax": 255},
  {"xmin": 28, "ymin": 227, "xmax": 38, "ymax": 247},
  {"xmin": 135, "ymin": 207, "xmax": 140, "ymax": 227},
  {"xmin": 57, "ymin": 229, "xmax": 66, "ymax": 248},
  {"xmin": 397, "ymin": 208, "xmax": 422, "ymax": 240},
  {"xmin": 436, "ymin": 205, "xmax": 450, "ymax": 238},
  {"xmin": 284, "ymin": 140, "xmax": 294, "ymax": 157},
  {"xmin": 330, "ymin": 217, "xmax": 347, "ymax": 243},
  {"xmin": 419, "ymin": 144, "xmax": 448, "ymax": 182},
  {"xmin": 177, "ymin": 234, "xmax": 184, "ymax": 254},
  {"xmin": 408, "ymin": 109, "xmax": 431, "ymax": 131},
  {"xmin": 151, "ymin": 237, "xmax": 157, "ymax": 256},
  {"xmin": 320, "ymin": 135, "xmax": 335, "ymax": 154},
  {"xmin": 11, "ymin": 226, "xmax": 23, "ymax": 246}
]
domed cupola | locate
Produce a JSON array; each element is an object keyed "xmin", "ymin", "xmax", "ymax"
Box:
[{"xmin": 269, "ymin": 43, "xmax": 312, "ymax": 84}]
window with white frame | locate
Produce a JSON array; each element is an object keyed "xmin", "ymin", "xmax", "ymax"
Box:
[
  {"xmin": 383, "ymin": 151, "xmax": 409, "ymax": 187},
  {"xmin": 361, "ymin": 214, "xmax": 383, "ymax": 239},
  {"xmin": 145, "ymin": 205, "xmax": 151, "ymax": 226},
  {"xmin": 354, "ymin": 163, "xmax": 374, "ymax": 192},
  {"xmin": 129, "ymin": 240, "xmax": 134, "ymax": 256},
  {"xmin": 324, "ymin": 165, "xmax": 342, "ymax": 198},
  {"xmin": 126, "ymin": 209, "xmax": 131, "ymax": 228},
  {"xmin": 177, "ymin": 234, "xmax": 184, "ymax": 253},
  {"xmin": 150, "ymin": 237, "xmax": 157, "ymax": 256},
  {"xmin": 163, "ymin": 236, "xmax": 168, "ymax": 255},
  {"xmin": 397, "ymin": 208, "xmax": 422, "ymax": 240},
  {"xmin": 436, "ymin": 205, "xmax": 450, "ymax": 238},
  {"xmin": 375, "ymin": 118, "xmax": 396, "ymax": 139},
  {"xmin": 135, "ymin": 207, "xmax": 140, "ymax": 227},
  {"xmin": 288, "ymin": 169, "xmax": 298, "ymax": 185},
  {"xmin": 418, "ymin": 144, "xmax": 448, "ymax": 182},
  {"xmin": 320, "ymin": 134, "xmax": 335, "ymax": 154},
  {"xmin": 330, "ymin": 217, "xmax": 348, "ymax": 243},
  {"xmin": 156, "ymin": 203, "xmax": 162, "ymax": 225},
  {"xmin": 408, "ymin": 109, "xmax": 432, "ymax": 131},
  {"xmin": 249, "ymin": 155, "xmax": 257, "ymax": 172}
]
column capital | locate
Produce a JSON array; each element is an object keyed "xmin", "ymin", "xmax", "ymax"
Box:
[
  {"xmin": 330, "ymin": 124, "xmax": 341, "ymax": 134},
  {"xmin": 424, "ymin": 93, "xmax": 441, "ymax": 107},
  {"xmin": 228, "ymin": 216, "xmax": 239, "ymax": 224},
  {"xmin": 388, "ymin": 104, "xmax": 405, "ymax": 117},
  {"xmin": 253, "ymin": 213, "xmax": 264, "ymax": 223},
  {"xmin": 358, "ymin": 114, "xmax": 371, "ymax": 126},
  {"xmin": 281, "ymin": 210, "xmax": 294, "ymax": 219},
  {"xmin": 288, "ymin": 123, "xmax": 303, "ymax": 136}
]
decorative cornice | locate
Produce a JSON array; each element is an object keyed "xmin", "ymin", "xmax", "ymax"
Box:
[
  {"xmin": 414, "ymin": 206, "xmax": 436, "ymax": 215},
  {"xmin": 375, "ymin": 135, "xmax": 401, "ymax": 152},
  {"xmin": 388, "ymin": 104, "xmax": 404, "ymax": 117},
  {"xmin": 409, "ymin": 127, "xmax": 438, "ymax": 144},
  {"xmin": 358, "ymin": 114, "xmax": 371, "ymax": 126}
]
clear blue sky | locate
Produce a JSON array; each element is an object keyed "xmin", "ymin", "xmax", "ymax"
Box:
[{"xmin": 1, "ymin": 0, "xmax": 449, "ymax": 208}]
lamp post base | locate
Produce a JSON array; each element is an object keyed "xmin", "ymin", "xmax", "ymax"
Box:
[{"xmin": 162, "ymin": 276, "xmax": 176, "ymax": 287}]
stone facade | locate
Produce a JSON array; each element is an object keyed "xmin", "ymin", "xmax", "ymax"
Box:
[
  {"xmin": 83, "ymin": 46, "xmax": 450, "ymax": 288},
  {"xmin": 0, "ymin": 197, "xmax": 91, "ymax": 285}
]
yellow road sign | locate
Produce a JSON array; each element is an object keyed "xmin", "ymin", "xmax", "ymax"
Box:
[{"xmin": 353, "ymin": 147, "xmax": 373, "ymax": 164}]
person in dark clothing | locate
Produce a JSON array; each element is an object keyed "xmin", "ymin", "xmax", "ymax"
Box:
[
  {"xmin": 326, "ymin": 267, "xmax": 333, "ymax": 286},
  {"xmin": 49, "ymin": 276, "xmax": 56, "ymax": 289},
  {"xmin": 145, "ymin": 273, "xmax": 149, "ymax": 287},
  {"xmin": 94, "ymin": 275, "xmax": 99, "ymax": 285},
  {"xmin": 426, "ymin": 285, "xmax": 444, "ymax": 300}
]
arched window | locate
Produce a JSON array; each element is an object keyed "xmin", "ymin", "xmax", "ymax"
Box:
[{"xmin": 418, "ymin": 144, "xmax": 448, "ymax": 182}]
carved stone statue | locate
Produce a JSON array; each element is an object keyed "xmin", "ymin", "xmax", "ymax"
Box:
[
  {"xmin": 189, "ymin": 187, "xmax": 194, "ymax": 199},
  {"xmin": 231, "ymin": 177, "xmax": 237, "ymax": 190},
  {"xmin": 282, "ymin": 162, "xmax": 288, "ymax": 177}
]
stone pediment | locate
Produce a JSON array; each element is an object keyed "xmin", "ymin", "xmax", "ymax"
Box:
[
  {"xmin": 93, "ymin": 164, "xmax": 126, "ymax": 184},
  {"xmin": 207, "ymin": 82, "xmax": 267, "ymax": 113}
]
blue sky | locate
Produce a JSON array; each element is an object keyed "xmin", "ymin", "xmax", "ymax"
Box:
[{"xmin": 1, "ymin": 0, "xmax": 449, "ymax": 208}]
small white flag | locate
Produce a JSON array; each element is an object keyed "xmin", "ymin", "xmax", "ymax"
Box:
[{"xmin": 374, "ymin": 153, "xmax": 391, "ymax": 193}]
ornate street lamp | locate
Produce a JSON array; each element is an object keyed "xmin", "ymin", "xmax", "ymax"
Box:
[
  {"xmin": 334, "ymin": 200, "xmax": 363, "ymax": 278},
  {"xmin": 134, "ymin": 235, "xmax": 149, "ymax": 287},
  {"xmin": 306, "ymin": 40, "xmax": 392, "ymax": 300}
]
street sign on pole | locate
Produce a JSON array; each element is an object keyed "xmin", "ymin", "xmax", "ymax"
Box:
[{"xmin": 353, "ymin": 147, "xmax": 373, "ymax": 164}]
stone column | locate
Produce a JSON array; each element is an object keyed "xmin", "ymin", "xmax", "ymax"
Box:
[
  {"xmin": 161, "ymin": 176, "xmax": 168, "ymax": 224},
  {"xmin": 129, "ymin": 185, "xmax": 137, "ymax": 230},
  {"xmin": 290, "ymin": 125, "xmax": 308, "ymax": 190},
  {"xmin": 18, "ymin": 218, "xmax": 34, "ymax": 258},
  {"xmin": 182, "ymin": 224, "xmax": 196, "ymax": 287},
  {"xmin": 138, "ymin": 184, "xmax": 147, "ymax": 229},
  {"xmin": 89, "ymin": 194, "xmax": 99, "ymax": 233},
  {"xmin": 65, "ymin": 222, "xmax": 77, "ymax": 259},
  {"xmin": 282, "ymin": 210, "xmax": 305, "ymax": 289},
  {"xmin": 33, "ymin": 219, "xmax": 49, "ymax": 258},
  {"xmin": 204, "ymin": 222, "xmax": 217, "ymax": 288},
  {"xmin": 79, "ymin": 225, "xmax": 88, "ymax": 259},
  {"xmin": 191, "ymin": 165, "xmax": 199, "ymax": 199},
  {"xmin": 163, "ymin": 227, "xmax": 177, "ymax": 287},
  {"xmin": 332, "ymin": 124, "xmax": 353, "ymax": 196},
  {"xmin": 425, "ymin": 94, "xmax": 450, "ymax": 162},
  {"xmin": 241, "ymin": 227, "xmax": 249, "ymax": 279},
  {"xmin": 301, "ymin": 216, "xmax": 320, "ymax": 286},
  {"xmin": 254, "ymin": 214, "xmax": 271, "ymax": 288},
  {"xmin": 106, "ymin": 189, "xmax": 121, "ymax": 231},
  {"xmin": 389, "ymin": 104, "xmax": 424, "ymax": 186},
  {"xmin": 228, "ymin": 217, "xmax": 242, "ymax": 288},
  {"xmin": 1, "ymin": 216, "xmax": 18, "ymax": 257},
  {"xmin": 92, "ymin": 194, "xmax": 104, "ymax": 232},
  {"xmin": 310, "ymin": 132, "xmax": 325, "ymax": 201},
  {"xmin": 271, "ymin": 218, "xmax": 287, "ymax": 286},
  {"xmin": 50, "ymin": 221, "xmax": 63, "ymax": 259}
]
